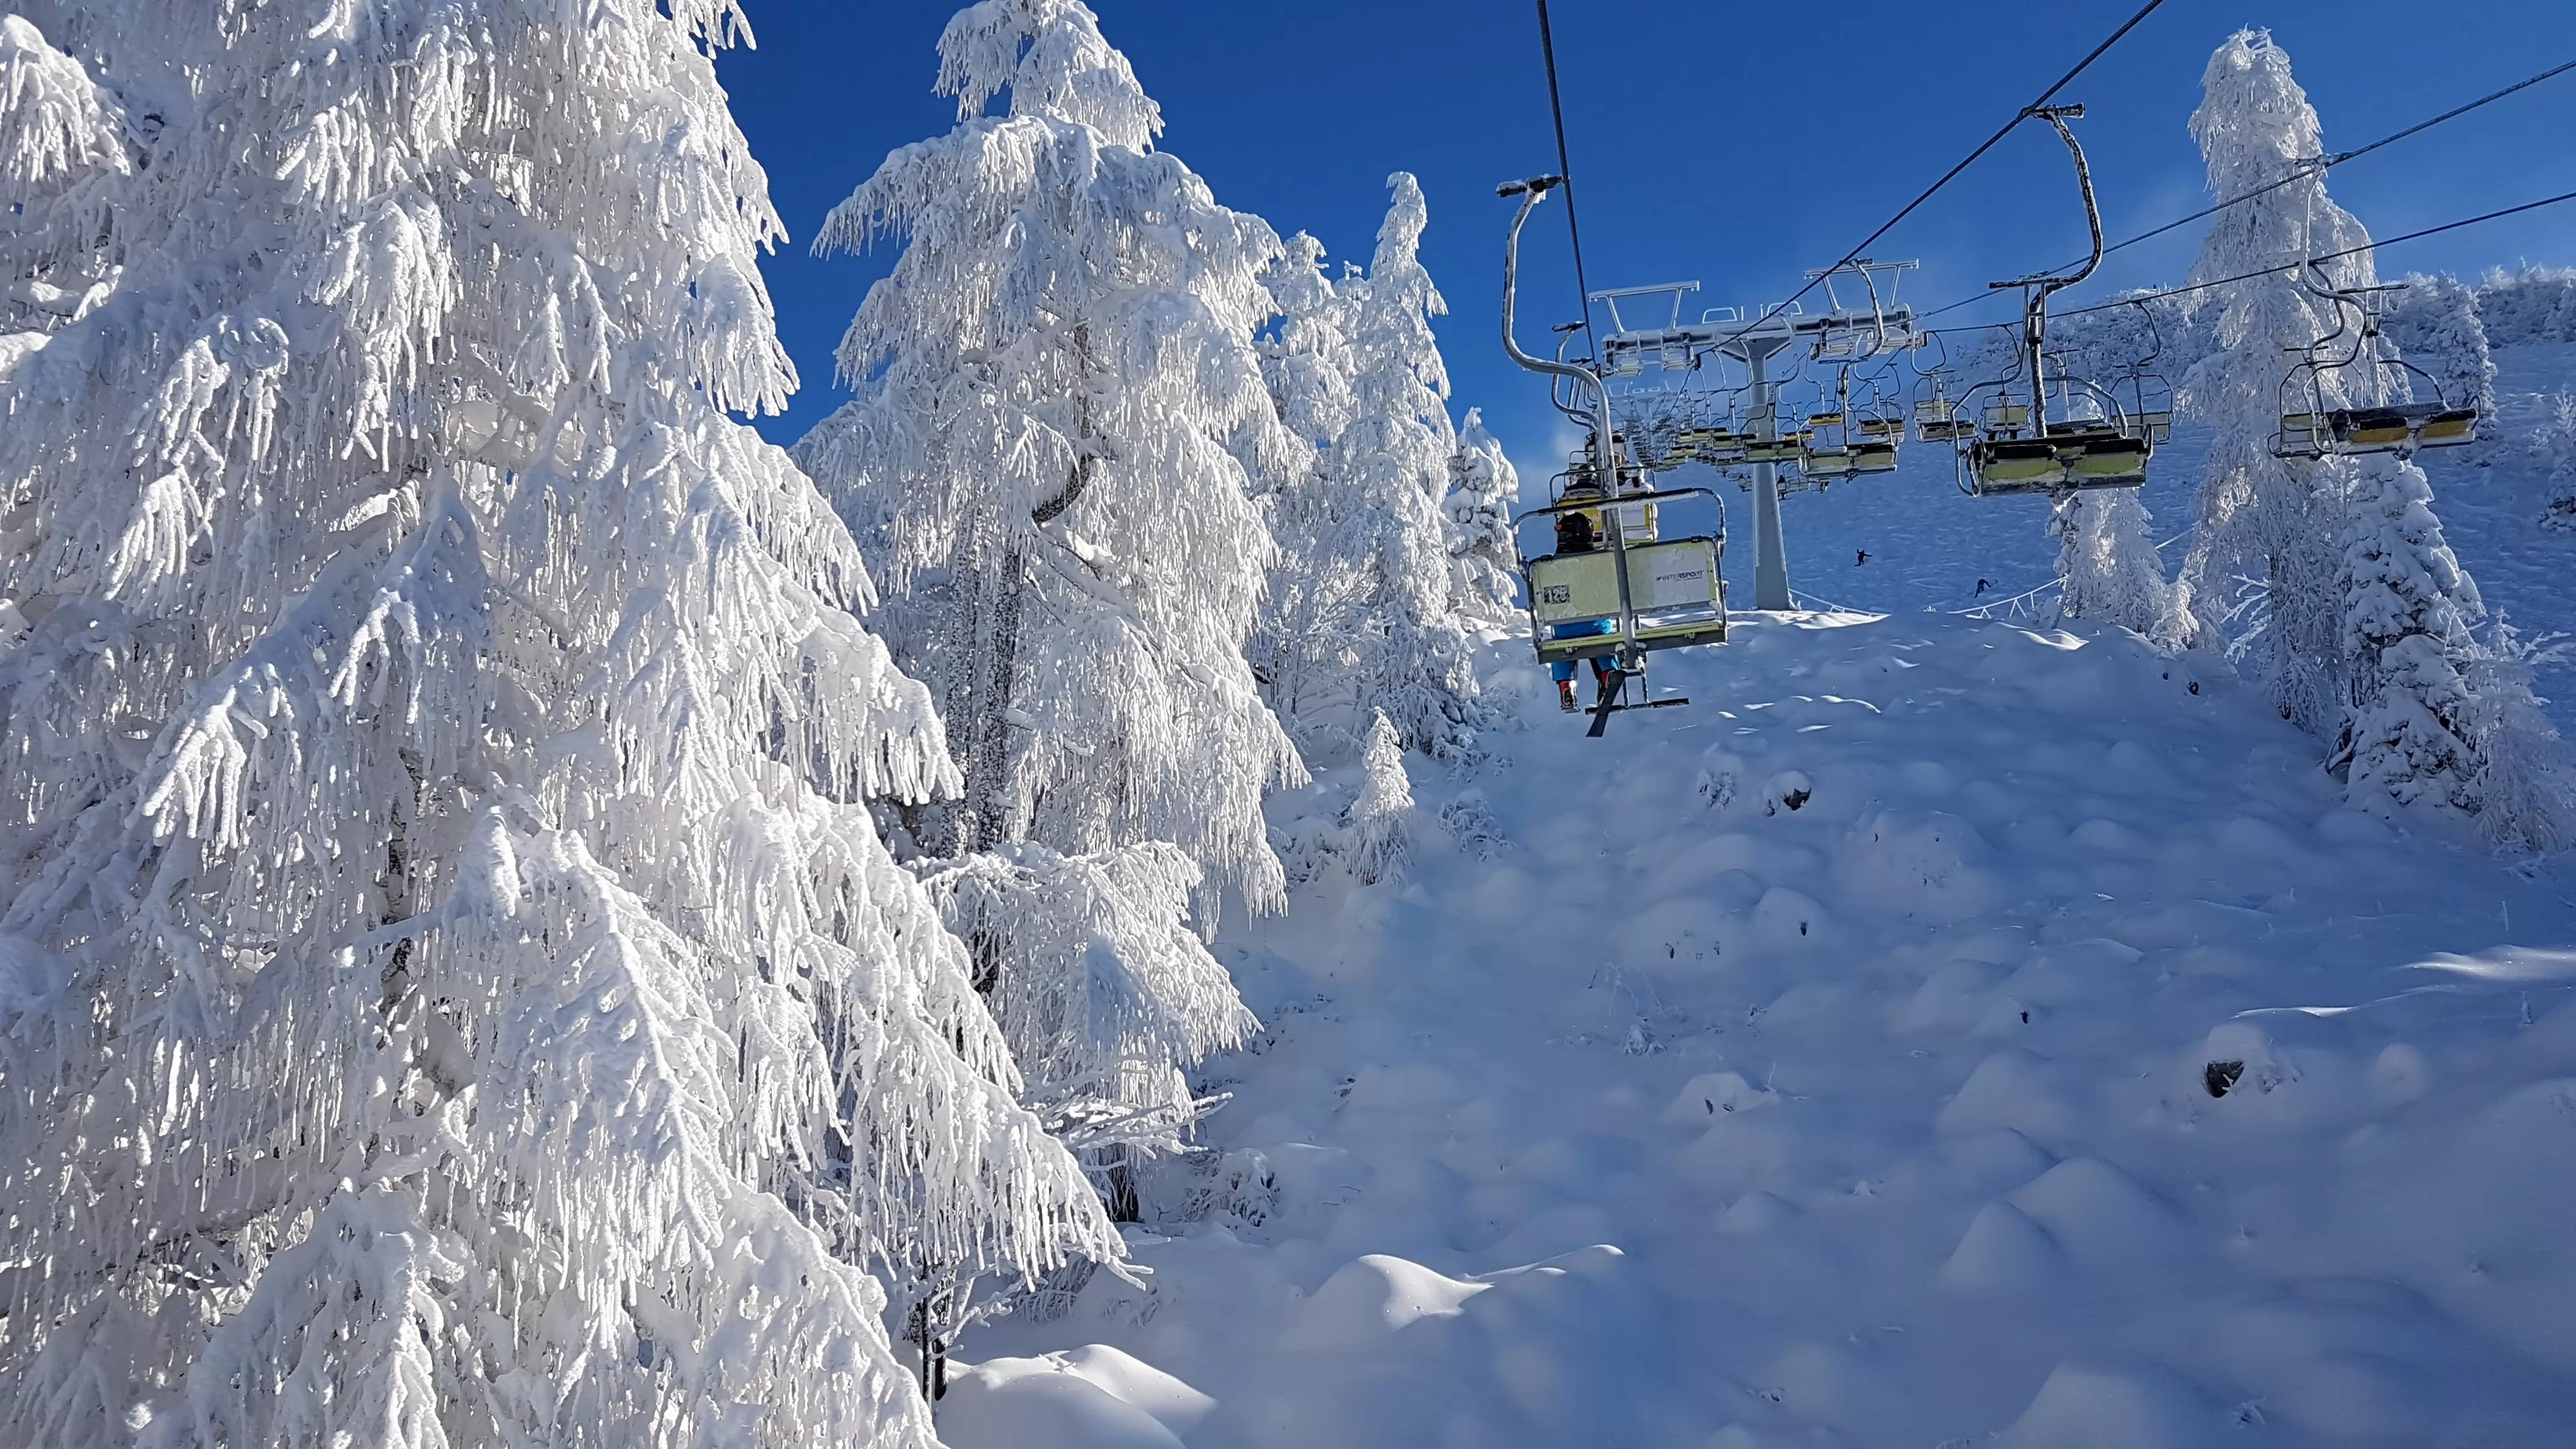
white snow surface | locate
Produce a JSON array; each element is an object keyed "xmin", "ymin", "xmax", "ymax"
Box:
[{"xmin": 943, "ymin": 600, "xmax": 2576, "ymax": 1445}]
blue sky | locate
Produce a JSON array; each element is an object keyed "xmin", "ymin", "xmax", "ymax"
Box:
[{"xmin": 721, "ymin": 1, "xmax": 2576, "ymax": 484}]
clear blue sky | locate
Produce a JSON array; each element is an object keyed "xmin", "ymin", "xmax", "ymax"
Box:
[{"xmin": 721, "ymin": 1, "xmax": 2576, "ymax": 483}]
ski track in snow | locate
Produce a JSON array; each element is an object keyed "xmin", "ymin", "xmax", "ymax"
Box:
[{"xmin": 932, "ymin": 352, "xmax": 2576, "ymax": 1448}]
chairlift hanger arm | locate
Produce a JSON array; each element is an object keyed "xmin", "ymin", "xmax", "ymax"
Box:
[{"xmin": 1988, "ymin": 105, "xmax": 2103, "ymax": 302}]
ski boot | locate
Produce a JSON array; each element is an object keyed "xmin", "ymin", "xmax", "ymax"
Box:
[{"xmin": 1557, "ymin": 679, "xmax": 1577, "ymax": 712}]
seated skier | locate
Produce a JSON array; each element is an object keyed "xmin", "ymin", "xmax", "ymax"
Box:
[{"xmin": 1548, "ymin": 494, "xmax": 1619, "ymax": 712}]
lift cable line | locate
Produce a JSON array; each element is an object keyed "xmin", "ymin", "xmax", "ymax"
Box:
[
  {"xmin": 1905, "ymin": 188, "xmax": 2576, "ymax": 346},
  {"xmin": 1696, "ymin": 0, "xmax": 2169, "ymax": 362},
  {"xmin": 2057, "ymin": 188, "xmax": 2576, "ymax": 322},
  {"xmin": 1534, "ymin": 0, "xmax": 1596, "ymax": 355},
  {"xmin": 1906, "ymin": 55, "xmax": 2576, "ymax": 331},
  {"xmin": 2081, "ymin": 56, "xmax": 2576, "ymax": 270}
]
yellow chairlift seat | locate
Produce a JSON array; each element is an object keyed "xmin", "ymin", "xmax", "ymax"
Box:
[
  {"xmin": 1851, "ymin": 441, "xmax": 1899, "ymax": 473},
  {"xmin": 1969, "ymin": 438, "xmax": 2066, "ymax": 493},
  {"xmin": 2062, "ymin": 429, "xmax": 2149, "ymax": 486},
  {"xmin": 1968, "ymin": 427, "xmax": 2148, "ymax": 495},
  {"xmin": 2280, "ymin": 402, "xmax": 2480, "ymax": 457},
  {"xmin": 1526, "ymin": 537, "xmax": 1728, "ymax": 663},
  {"xmin": 2138, "ymin": 410, "xmax": 2174, "ymax": 445},
  {"xmin": 2342, "ymin": 409, "xmax": 2414, "ymax": 448},
  {"xmin": 1807, "ymin": 411, "xmax": 1845, "ymax": 428},
  {"xmin": 1802, "ymin": 445, "xmax": 1854, "ymax": 475},
  {"xmin": 1856, "ymin": 417, "xmax": 1906, "ymax": 440},
  {"xmin": 1982, "ymin": 403, "xmax": 2031, "ymax": 429},
  {"xmin": 2418, "ymin": 408, "xmax": 2476, "ymax": 445},
  {"xmin": 1917, "ymin": 417, "xmax": 1974, "ymax": 442}
]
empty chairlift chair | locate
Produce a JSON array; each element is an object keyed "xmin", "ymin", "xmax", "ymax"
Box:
[{"xmin": 2273, "ymin": 269, "xmax": 2480, "ymax": 461}]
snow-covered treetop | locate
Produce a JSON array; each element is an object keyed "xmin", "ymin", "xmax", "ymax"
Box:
[
  {"xmin": 1354, "ymin": 172, "xmax": 1452, "ymax": 415},
  {"xmin": 2187, "ymin": 29, "xmax": 2373, "ymax": 296},
  {"xmin": 937, "ymin": 0, "xmax": 1161, "ymax": 149},
  {"xmin": 1261, "ymin": 231, "xmax": 1359, "ymax": 463}
]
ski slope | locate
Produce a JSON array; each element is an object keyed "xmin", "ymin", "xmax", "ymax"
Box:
[
  {"xmin": 937, "ymin": 606, "xmax": 2576, "ymax": 1447},
  {"xmin": 1740, "ymin": 340, "xmax": 2576, "ymax": 736},
  {"xmin": 919, "ymin": 344, "xmax": 2576, "ymax": 1448}
]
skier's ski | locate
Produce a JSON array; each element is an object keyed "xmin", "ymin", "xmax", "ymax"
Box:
[{"xmin": 1587, "ymin": 670, "xmax": 1625, "ymax": 737}]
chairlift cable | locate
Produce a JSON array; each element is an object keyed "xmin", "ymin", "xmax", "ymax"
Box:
[
  {"xmin": 1908, "ymin": 185, "xmax": 2576, "ymax": 343},
  {"xmin": 1535, "ymin": 1, "xmax": 1597, "ymax": 358},
  {"xmin": 1912, "ymin": 56, "xmax": 2576, "ymax": 325},
  {"xmin": 1695, "ymin": 0, "xmax": 2168, "ymax": 359},
  {"xmin": 2052, "ymin": 187, "xmax": 2576, "ymax": 321},
  {"xmin": 2089, "ymin": 57, "xmax": 2576, "ymax": 268}
]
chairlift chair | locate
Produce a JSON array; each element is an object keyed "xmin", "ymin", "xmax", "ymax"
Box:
[
  {"xmin": 2271, "ymin": 269, "xmax": 2478, "ymax": 461},
  {"xmin": 1943, "ymin": 104, "xmax": 2157, "ymax": 498},
  {"xmin": 1514, "ymin": 483, "xmax": 1728, "ymax": 714},
  {"xmin": 1498, "ymin": 176, "xmax": 1728, "ymax": 733}
]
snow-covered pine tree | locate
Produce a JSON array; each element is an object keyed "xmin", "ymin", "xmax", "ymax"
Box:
[
  {"xmin": 2534, "ymin": 394, "xmax": 2576, "ymax": 532},
  {"xmin": 0, "ymin": 13, "xmax": 121, "ymax": 347},
  {"xmin": 795, "ymin": 0, "xmax": 1302, "ymax": 919},
  {"xmin": 1338, "ymin": 710, "xmax": 1416, "ymax": 887},
  {"xmin": 2178, "ymin": 30, "xmax": 2572, "ymax": 840},
  {"xmin": 2333, "ymin": 454, "xmax": 2483, "ymax": 815},
  {"xmin": 1447, "ymin": 406, "xmax": 1524, "ymax": 627},
  {"xmin": 2477, "ymin": 265, "xmax": 2576, "ymax": 348},
  {"xmin": 0, "ymin": 6, "xmax": 1113, "ymax": 1445},
  {"xmin": 1252, "ymin": 230, "xmax": 1363, "ymax": 714},
  {"xmin": 2174, "ymin": 29, "xmax": 2379, "ymax": 732},
  {"xmin": 2051, "ymin": 489, "xmax": 2174, "ymax": 640},
  {"xmin": 1260, "ymin": 174, "xmax": 1485, "ymax": 762},
  {"xmin": 917, "ymin": 841, "xmax": 1255, "ymax": 1213}
]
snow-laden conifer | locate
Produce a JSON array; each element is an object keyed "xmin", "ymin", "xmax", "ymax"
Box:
[
  {"xmin": 1252, "ymin": 231, "xmax": 1363, "ymax": 710},
  {"xmin": 2535, "ymin": 394, "xmax": 2576, "ymax": 532},
  {"xmin": 2477, "ymin": 265, "xmax": 2576, "ymax": 348},
  {"xmin": 1258, "ymin": 176, "xmax": 1485, "ymax": 762},
  {"xmin": 1338, "ymin": 711, "xmax": 1417, "ymax": 886},
  {"xmin": 2333, "ymin": 455, "xmax": 2483, "ymax": 813},
  {"xmin": 918, "ymin": 842, "xmax": 1255, "ymax": 1191},
  {"xmin": 0, "ymin": 6, "xmax": 1113, "ymax": 1445},
  {"xmin": 2174, "ymin": 29, "xmax": 2382, "ymax": 731},
  {"xmin": 1448, "ymin": 406, "xmax": 1524, "ymax": 626},
  {"xmin": 2177, "ymin": 29, "xmax": 2571, "ymax": 839},
  {"xmin": 0, "ymin": 13, "xmax": 122, "ymax": 338},
  {"xmin": 1261, "ymin": 232, "xmax": 1361, "ymax": 486},
  {"xmin": 795, "ymin": 0, "xmax": 1302, "ymax": 917},
  {"xmin": 2051, "ymin": 490, "xmax": 2174, "ymax": 640}
]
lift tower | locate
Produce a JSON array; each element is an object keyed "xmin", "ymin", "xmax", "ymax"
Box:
[{"xmin": 1590, "ymin": 263, "xmax": 1921, "ymax": 610}]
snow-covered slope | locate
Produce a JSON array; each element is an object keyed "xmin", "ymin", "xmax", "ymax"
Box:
[
  {"xmin": 1746, "ymin": 339, "xmax": 2576, "ymax": 736},
  {"xmin": 940, "ymin": 610, "xmax": 2576, "ymax": 1447}
]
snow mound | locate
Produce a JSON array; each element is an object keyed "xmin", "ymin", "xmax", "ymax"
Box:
[{"xmin": 1995, "ymin": 1363, "xmax": 2213, "ymax": 1449}]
